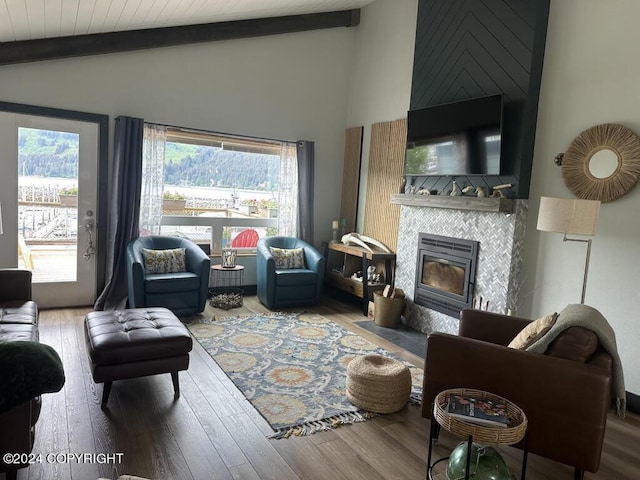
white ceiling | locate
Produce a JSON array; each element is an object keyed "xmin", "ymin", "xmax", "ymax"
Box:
[{"xmin": 0, "ymin": 0, "xmax": 376, "ymax": 43}]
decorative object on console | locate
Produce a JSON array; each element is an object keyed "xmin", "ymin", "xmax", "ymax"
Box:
[
  {"xmin": 340, "ymin": 218, "xmax": 347, "ymax": 237},
  {"xmin": 537, "ymin": 196, "xmax": 600, "ymax": 304},
  {"xmin": 341, "ymin": 232, "xmax": 392, "ymax": 254},
  {"xmin": 475, "ymin": 186, "xmax": 487, "ymax": 197},
  {"xmin": 560, "ymin": 123, "xmax": 640, "ymax": 202},
  {"xmin": 332, "ymin": 220, "xmax": 339, "ymax": 242}
]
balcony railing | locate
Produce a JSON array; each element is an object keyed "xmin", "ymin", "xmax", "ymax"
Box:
[{"xmin": 160, "ymin": 210, "xmax": 277, "ymax": 254}]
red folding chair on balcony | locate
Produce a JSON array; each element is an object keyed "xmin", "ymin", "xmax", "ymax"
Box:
[{"xmin": 231, "ymin": 229, "xmax": 259, "ymax": 248}]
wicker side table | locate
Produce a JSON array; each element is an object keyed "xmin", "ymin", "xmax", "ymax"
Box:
[{"xmin": 426, "ymin": 388, "xmax": 528, "ymax": 480}]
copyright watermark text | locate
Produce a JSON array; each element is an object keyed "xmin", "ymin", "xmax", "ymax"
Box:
[{"xmin": 3, "ymin": 452, "xmax": 124, "ymax": 465}]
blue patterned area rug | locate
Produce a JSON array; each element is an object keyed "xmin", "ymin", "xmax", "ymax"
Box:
[{"xmin": 188, "ymin": 312, "xmax": 423, "ymax": 438}]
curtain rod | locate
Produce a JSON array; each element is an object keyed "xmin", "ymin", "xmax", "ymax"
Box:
[{"xmin": 146, "ymin": 121, "xmax": 293, "ymax": 145}]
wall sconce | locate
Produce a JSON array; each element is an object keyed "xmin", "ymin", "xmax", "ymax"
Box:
[{"xmin": 536, "ymin": 196, "xmax": 600, "ymax": 304}]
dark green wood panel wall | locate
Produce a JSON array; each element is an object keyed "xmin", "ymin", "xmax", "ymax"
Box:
[{"xmin": 409, "ymin": 0, "xmax": 550, "ymax": 198}]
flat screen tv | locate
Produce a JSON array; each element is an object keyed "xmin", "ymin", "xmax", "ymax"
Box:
[{"xmin": 405, "ymin": 94, "xmax": 503, "ymax": 176}]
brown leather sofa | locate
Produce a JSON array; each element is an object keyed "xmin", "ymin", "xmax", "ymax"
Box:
[
  {"xmin": 422, "ymin": 308, "xmax": 613, "ymax": 480},
  {"xmin": 0, "ymin": 269, "xmax": 42, "ymax": 480}
]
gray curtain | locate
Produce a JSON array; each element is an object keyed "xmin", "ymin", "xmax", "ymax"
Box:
[
  {"xmin": 296, "ymin": 140, "xmax": 314, "ymax": 244},
  {"xmin": 94, "ymin": 116, "xmax": 144, "ymax": 310}
]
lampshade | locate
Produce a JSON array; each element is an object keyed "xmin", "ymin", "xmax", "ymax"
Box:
[{"xmin": 536, "ymin": 197, "xmax": 600, "ymax": 236}]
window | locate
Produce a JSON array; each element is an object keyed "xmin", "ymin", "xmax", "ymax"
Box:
[{"xmin": 140, "ymin": 125, "xmax": 298, "ymax": 253}]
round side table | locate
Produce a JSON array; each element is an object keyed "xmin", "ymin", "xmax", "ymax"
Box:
[
  {"xmin": 426, "ymin": 388, "xmax": 528, "ymax": 480},
  {"xmin": 209, "ymin": 264, "xmax": 244, "ymax": 309}
]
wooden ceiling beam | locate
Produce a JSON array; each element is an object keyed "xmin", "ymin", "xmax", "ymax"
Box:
[{"xmin": 0, "ymin": 9, "xmax": 360, "ymax": 66}]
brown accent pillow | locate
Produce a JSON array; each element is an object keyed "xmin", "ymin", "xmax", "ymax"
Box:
[
  {"xmin": 545, "ymin": 326, "xmax": 599, "ymax": 363},
  {"xmin": 508, "ymin": 313, "xmax": 558, "ymax": 350}
]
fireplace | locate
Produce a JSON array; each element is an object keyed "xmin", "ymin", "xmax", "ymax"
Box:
[{"xmin": 414, "ymin": 233, "xmax": 479, "ymax": 318}]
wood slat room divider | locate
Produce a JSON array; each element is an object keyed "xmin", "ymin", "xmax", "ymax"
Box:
[{"xmin": 363, "ymin": 118, "xmax": 407, "ymax": 253}]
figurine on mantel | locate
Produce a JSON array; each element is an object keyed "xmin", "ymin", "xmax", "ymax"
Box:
[
  {"xmin": 490, "ymin": 183, "xmax": 513, "ymax": 198},
  {"xmin": 458, "ymin": 185, "xmax": 508, "ymax": 198},
  {"xmin": 449, "ymin": 179, "xmax": 460, "ymax": 196}
]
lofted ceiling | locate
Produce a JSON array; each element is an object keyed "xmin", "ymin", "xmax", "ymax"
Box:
[{"xmin": 0, "ymin": 0, "xmax": 377, "ymax": 43}]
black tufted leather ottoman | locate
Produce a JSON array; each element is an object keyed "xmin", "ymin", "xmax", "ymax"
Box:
[{"xmin": 84, "ymin": 307, "xmax": 193, "ymax": 407}]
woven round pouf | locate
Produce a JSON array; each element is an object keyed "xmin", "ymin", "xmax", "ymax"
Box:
[{"xmin": 346, "ymin": 354, "xmax": 411, "ymax": 414}]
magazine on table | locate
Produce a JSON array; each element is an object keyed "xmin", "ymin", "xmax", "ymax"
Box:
[{"xmin": 446, "ymin": 394, "xmax": 509, "ymax": 428}]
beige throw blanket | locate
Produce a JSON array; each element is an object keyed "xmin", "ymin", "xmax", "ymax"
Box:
[{"xmin": 526, "ymin": 304, "xmax": 626, "ymax": 416}]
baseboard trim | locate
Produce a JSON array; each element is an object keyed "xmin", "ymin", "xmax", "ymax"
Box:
[
  {"xmin": 627, "ymin": 391, "xmax": 640, "ymax": 415},
  {"xmin": 242, "ymin": 285, "xmax": 257, "ymax": 296}
]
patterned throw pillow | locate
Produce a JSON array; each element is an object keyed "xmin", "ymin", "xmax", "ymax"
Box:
[
  {"xmin": 269, "ymin": 247, "xmax": 306, "ymax": 269},
  {"xmin": 142, "ymin": 247, "xmax": 186, "ymax": 274},
  {"xmin": 508, "ymin": 313, "xmax": 558, "ymax": 350}
]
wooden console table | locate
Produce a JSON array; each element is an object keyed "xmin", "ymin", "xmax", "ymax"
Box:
[{"xmin": 323, "ymin": 241, "xmax": 396, "ymax": 316}]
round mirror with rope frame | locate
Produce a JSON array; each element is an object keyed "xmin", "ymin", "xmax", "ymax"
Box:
[{"xmin": 562, "ymin": 123, "xmax": 640, "ymax": 202}]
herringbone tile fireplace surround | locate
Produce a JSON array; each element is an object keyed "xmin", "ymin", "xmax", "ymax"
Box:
[{"xmin": 395, "ymin": 201, "xmax": 528, "ymax": 334}]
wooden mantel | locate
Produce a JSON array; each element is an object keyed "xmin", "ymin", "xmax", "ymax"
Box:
[{"xmin": 390, "ymin": 194, "xmax": 514, "ymax": 214}]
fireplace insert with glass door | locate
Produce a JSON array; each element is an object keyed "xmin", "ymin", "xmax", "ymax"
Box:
[{"xmin": 414, "ymin": 233, "xmax": 479, "ymax": 318}]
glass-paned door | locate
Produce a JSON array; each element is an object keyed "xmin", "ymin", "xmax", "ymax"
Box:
[{"xmin": 0, "ymin": 112, "xmax": 98, "ymax": 307}]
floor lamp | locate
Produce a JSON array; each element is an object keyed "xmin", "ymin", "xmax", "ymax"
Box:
[{"xmin": 536, "ymin": 196, "xmax": 601, "ymax": 304}]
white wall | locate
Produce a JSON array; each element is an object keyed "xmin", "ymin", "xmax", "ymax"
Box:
[
  {"xmin": 524, "ymin": 0, "xmax": 640, "ymax": 395},
  {"xmin": 0, "ymin": 27, "xmax": 356, "ymax": 246},
  {"xmin": 347, "ymin": 0, "xmax": 418, "ymax": 232}
]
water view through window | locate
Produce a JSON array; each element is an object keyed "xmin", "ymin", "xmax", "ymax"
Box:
[
  {"xmin": 18, "ymin": 127, "xmax": 284, "ymax": 283},
  {"xmin": 18, "ymin": 127, "xmax": 79, "ymax": 282},
  {"xmin": 158, "ymin": 135, "xmax": 282, "ymax": 250}
]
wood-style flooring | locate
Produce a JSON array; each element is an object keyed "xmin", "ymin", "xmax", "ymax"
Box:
[{"xmin": 6, "ymin": 295, "xmax": 640, "ymax": 480}]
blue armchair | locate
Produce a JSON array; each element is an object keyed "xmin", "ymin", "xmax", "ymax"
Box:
[
  {"xmin": 256, "ymin": 236, "xmax": 325, "ymax": 309},
  {"xmin": 127, "ymin": 236, "xmax": 211, "ymax": 316}
]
